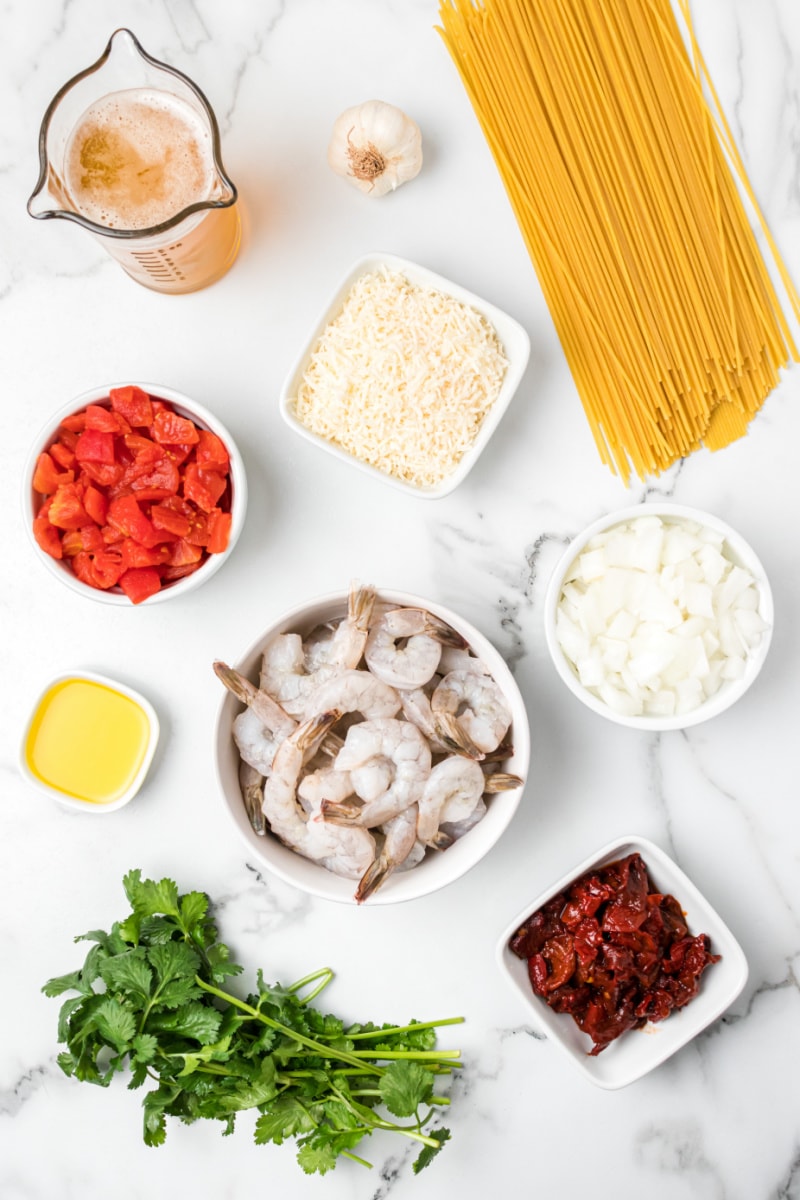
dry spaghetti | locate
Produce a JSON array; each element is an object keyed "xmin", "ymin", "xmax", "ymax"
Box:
[{"xmin": 437, "ymin": 0, "xmax": 799, "ymax": 480}]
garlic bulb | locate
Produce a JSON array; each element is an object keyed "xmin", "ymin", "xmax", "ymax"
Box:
[{"xmin": 327, "ymin": 100, "xmax": 423, "ymax": 197}]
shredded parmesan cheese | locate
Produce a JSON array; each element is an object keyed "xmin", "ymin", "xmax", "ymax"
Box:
[{"xmin": 292, "ymin": 267, "xmax": 508, "ymax": 489}]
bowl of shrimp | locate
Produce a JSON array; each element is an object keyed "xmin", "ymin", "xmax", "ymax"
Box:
[{"xmin": 213, "ymin": 583, "xmax": 530, "ymax": 904}]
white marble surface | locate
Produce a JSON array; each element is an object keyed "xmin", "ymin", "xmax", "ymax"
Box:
[{"xmin": 3, "ymin": 1, "xmax": 800, "ymax": 1197}]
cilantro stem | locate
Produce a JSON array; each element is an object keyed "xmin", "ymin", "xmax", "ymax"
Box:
[
  {"xmin": 287, "ymin": 966, "xmax": 334, "ymax": 1005},
  {"xmin": 194, "ymin": 977, "xmax": 384, "ymax": 1076},
  {"xmin": 346, "ymin": 1049, "xmax": 461, "ymax": 1062},
  {"xmin": 340, "ymin": 1150, "xmax": 374, "ymax": 1169},
  {"xmin": 347, "ymin": 1017, "xmax": 465, "ymax": 1039},
  {"xmin": 328, "ymin": 1084, "xmax": 444, "ymax": 1150}
]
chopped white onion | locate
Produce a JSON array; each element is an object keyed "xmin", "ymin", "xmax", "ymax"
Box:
[{"xmin": 555, "ymin": 515, "xmax": 768, "ymax": 717}]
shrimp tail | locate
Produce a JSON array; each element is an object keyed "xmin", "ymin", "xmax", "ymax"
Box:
[
  {"xmin": 319, "ymin": 798, "xmax": 363, "ymax": 825},
  {"xmin": 428, "ymin": 829, "xmax": 455, "ymax": 851},
  {"xmin": 483, "ymin": 772, "xmax": 524, "ymax": 793},
  {"xmin": 435, "ymin": 711, "xmax": 485, "ymax": 760},
  {"xmin": 238, "ymin": 761, "xmax": 266, "ymax": 836},
  {"xmin": 296, "ymin": 709, "xmax": 342, "ymax": 753},
  {"xmin": 354, "ymin": 853, "xmax": 393, "ymax": 902},
  {"xmin": 424, "ymin": 613, "xmax": 470, "ymax": 650},
  {"xmin": 349, "ymin": 580, "xmax": 377, "ymax": 633},
  {"xmin": 214, "ymin": 660, "xmax": 257, "ymax": 705}
]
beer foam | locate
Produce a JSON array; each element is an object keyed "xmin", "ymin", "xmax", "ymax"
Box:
[{"xmin": 64, "ymin": 88, "xmax": 215, "ymax": 230}]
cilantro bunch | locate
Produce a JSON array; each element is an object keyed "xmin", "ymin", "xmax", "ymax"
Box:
[{"xmin": 43, "ymin": 870, "xmax": 462, "ymax": 1176}]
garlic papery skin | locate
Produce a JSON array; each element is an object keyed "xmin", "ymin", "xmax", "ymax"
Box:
[{"xmin": 327, "ymin": 100, "xmax": 423, "ymax": 197}]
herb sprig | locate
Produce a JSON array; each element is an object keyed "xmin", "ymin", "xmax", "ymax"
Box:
[{"xmin": 43, "ymin": 870, "xmax": 462, "ymax": 1175}]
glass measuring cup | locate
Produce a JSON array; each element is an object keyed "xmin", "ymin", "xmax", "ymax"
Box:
[{"xmin": 28, "ymin": 29, "xmax": 240, "ymax": 294}]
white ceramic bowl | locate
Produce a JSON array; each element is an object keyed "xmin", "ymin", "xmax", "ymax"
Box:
[
  {"xmin": 19, "ymin": 669, "xmax": 159, "ymax": 813},
  {"xmin": 24, "ymin": 383, "xmax": 247, "ymax": 605},
  {"xmin": 214, "ymin": 587, "xmax": 530, "ymax": 904},
  {"xmin": 543, "ymin": 503, "xmax": 773, "ymax": 730},
  {"xmin": 497, "ymin": 835, "xmax": 748, "ymax": 1089},
  {"xmin": 279, "ymin": 253, "xmax": 531, "ymax": 498}
]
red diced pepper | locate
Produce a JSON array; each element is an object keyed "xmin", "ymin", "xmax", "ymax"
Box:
[
  {"xmin": 33, "ymin": 500, "xmax": 63, "ymax": 560},
  {"xmin": 83, "ymin": 484, "xmax": 108, "ymax": 526},
  {"xmin": 151, "ymin": 408, "xmax": 200, "ymax": 446},
  {"xmin": 60, "ymin": 412, "xmax": 86, "ymax": 433},
  {"xmin": 75, "ymin": 428, "xmax": 116, "ymax": 465},
  {"xmin": 118, "ymin": 566, "xmax": 162, "ymax": 604},
  {"xmin": 110, "ymin": 385, "xmax": 153, "ymax": 427},
  {"xmin": 50, "ymin": 442, "xmax": 76, "ymax": 470}
]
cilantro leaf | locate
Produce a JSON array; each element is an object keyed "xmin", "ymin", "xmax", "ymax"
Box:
[
  {"xmin": 296, "ymin": 1137, "xmax": 338, "ymax": 1176},
  {"xmin": 99, "ymin": 950, "xmax": 153, "ymax": 1000},
  {"xmin": 378, "ymin": 1060, "xmax": 433, "ymax": 1117},
  {"xmin": 151, "ymin": 1001, "xmax": 222, "ymax": 1045},
  {"xmin": 413, "ymin": 1127, "xmax": 451, "ymax": 1174},
  {"xmin": 93, "ymin": 997, "xmax": 137, "ymax": 1050},
  {"xmin": 254, "ymin": 1098, "xmax": 317, "ymax": 1146},
  {"xmin": 125, "ymin": 872, "xmax": 180, "ymax": 918},
  {"xmin": 42, "ymin": 970, "xmax": 86, "ymax": 998}
]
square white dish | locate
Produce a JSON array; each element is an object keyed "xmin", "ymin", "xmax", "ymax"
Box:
[
  {"xmin": 496, "ymin": 835, "xmax": 748, "ymax": 1088},
  {"xmin": 279, "ymin": 252, "xmax": 531, "ymax": 498}
]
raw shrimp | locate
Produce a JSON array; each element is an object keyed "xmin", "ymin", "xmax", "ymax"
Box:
[
  {"xmin": 417, "ymin": 756, "xmax": 486, "ymax": 846},
  {"xmin": 400, "ymin": 686, "xmax": 485, "ymax": 758},
  {"xmin": 239, "ymin": 760, "xmax": 266, "ymax": 836},
  {"xmin": 431, "ymin": 669, "xmax": 512, "ymax": 754},
  {"xmin": 437, "ymin": 645, "xmax": 490, "ymax": 676},
  {"xmin": 297, "ymin": 765, "xmax": 354, "ymax": 813},
  {"xmin": 303, "ymin": 669, "xmax": 401, "ymax": 722},
  {"xmin": 321, "ymin": 718, "xmax": 431, "ymax": 827},
  {"xmin": 263, "ymin": 710, "xmax": 376, "ymax": 880},
  {"xmin": 214, "ymin": 660, "xmax": 296, "ymax": 774},
  {"xmin": 433, "ymin": 769, "xmax": 524, "ymax": 848},
  {"xmin": 364, "ymin": 607, "xmax": 467, "ymax": 689},
  {"xmin": 259, "ymin": 583, "xmax": 377, "ymax": 717},
  {"xmin": 355, "ymin": 804, "xmax": 420, "ymax": 902}
]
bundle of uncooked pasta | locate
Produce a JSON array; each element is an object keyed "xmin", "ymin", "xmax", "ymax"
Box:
[{"xmin": 438, "ymin": 0, "xmax": 800, "ymax": 480}]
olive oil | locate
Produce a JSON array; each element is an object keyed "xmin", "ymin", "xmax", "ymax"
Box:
[{"xmin": 25, "ymin": 677, "xmax": 152, "ymax": 805}]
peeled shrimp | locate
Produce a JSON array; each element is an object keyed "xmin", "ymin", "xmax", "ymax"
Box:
[
  {"xmin": 417, "ymin": 757, "xmax": 486, "ymax": 846},
  {"xmin": 297, "ymin": 765, "xmax": 354, "ymax": 813},
  {"xmin": 355, "ymin": 804, "xmax": 419, "ymax": 902},
  {"xmin": 259, "ymin": 583, "xmax": 376, "ymax": 717},
  {"xmin": 263, "ymin": 710, "xmax": 376, "ymax": 880},
  {"xmin": 400, "ymin": 685, "xmax": 485, "ymax": 758},
  {"xmin": 431, "ymin": 669, "xmax": 512, "ymax": 754},
  {"xmin": 437, "ymin": 646, "xmax": 490, "ymax": 676},
  {"xmin": 364, "ymin": 608, "xmax": 467, "ymax": 690},
  {"xmin": 433, "ymin": 769, "xmax": 524, "ymax": 849},
  {"xmin": 321, "ymin": 718, "xmax": 431, "ymax": 827},
  {"xmin": 215, "ymin": 660, "xmax": 296, "ymax": 774},
  {"xmin": 303, "ymin": 669, "xmax": 401, "ymax": 722}
]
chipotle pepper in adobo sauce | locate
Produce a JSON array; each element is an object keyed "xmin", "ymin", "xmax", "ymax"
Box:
[{"xmin": 508, "ymin": 853, "xmax": 720, "ymax": 1055}]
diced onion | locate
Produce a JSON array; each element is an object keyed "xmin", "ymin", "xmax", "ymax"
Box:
[{"xmin": 555, "ymin": 516, "xmax": 768, "ymax": 716}]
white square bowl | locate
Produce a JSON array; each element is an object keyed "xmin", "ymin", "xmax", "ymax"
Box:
[
  {"xmin": 278, "ymin": 253, "xmax": 531, "ymax": 498},
  {"xmin": 496, "ymin": 835, "xmax": 748, "ymax": 1088}
]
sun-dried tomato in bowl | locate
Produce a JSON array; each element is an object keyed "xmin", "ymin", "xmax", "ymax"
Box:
[{"xmin": 508, "ymin": 852, "xmax": 720, "ymax": 1055}]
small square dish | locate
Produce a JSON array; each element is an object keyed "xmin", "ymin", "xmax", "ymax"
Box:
[
  {"xmin": 20, "ymin": 671, "xmax": 160, "ymax": 812},
  {"xmin": 279, "ymin": 253, "xmax": 530, "ymax": 498},
  {"xmin": 496, "ymin": 835, "xmax": 748, "ymax": 1089}
]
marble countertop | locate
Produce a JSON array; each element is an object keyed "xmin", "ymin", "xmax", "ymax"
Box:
[{"xmin": 3, "ymin": 1, "xmax": 800, "ymax": 1197}]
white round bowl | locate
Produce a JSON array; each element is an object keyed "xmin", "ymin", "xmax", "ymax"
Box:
[
  {"xmin": 544, "ymin": 503, "xmax": 773, "ymax": 731},
  {"xmin": 214, "ymin": 587, "xmax": 530, "ymax": 904},
  {"xmin": 24, "ymin": 383, "xmax": 247, "ymax": 605}
]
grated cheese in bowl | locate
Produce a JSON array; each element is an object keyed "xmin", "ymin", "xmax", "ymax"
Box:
[{"xmin": 288, "ymin": 264, "xmax": 512, "ymax": 492}]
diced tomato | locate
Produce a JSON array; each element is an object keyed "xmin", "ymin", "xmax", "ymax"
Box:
[
  {"xmin": 73, "ymin": 549, "xmax": 125, "ymax": 591},
  {"xmin": 83, "ymin": 484, "xmax": 108, "ymax": 526},
  {"xmin": 60, "ymin": 412, "xmax": 86, "ymax": 433},
  {"xmin": 74, "ymin": 428, "xmax": 115, "ymax": 465},
  {"xmin": 151, "ymin": 408, "xmax": 200, "ymax": 446},
  {"xmin": 48, "ymin": 482, "xmax": 90, "ymax": 530},
  {"xmin": 79, "ymin": 460, "xmax": 125, "ymax": 488},
  {"xmin": 58, "ymin": 427, "xmax": 80, "ymax": 451},
  {"xmin": 120, "ymin": 539, "xmax": 173, "ymax": 570},
  {"xmin": 160, "ymin": 561, "xmax": 203, "ymax": 582},
  {"xmin": 33, "ymin": 500, "xmax": 63, "ymax": 560},
  {"xmin": 84, "ymin": 404, "xmax": 130, "ymax": 434},
  {"xmin": 122, "ymin": 434, "xmax": 164, "ymax": 465},
  {"xmin": 151, "ymin": 503, "xmax": 192, "ymax": 538},
  {"xmin": 195, "ymin": 429, "xmax": 230, "ymax": 471},
  {"xmin": 129, "ymin": 457, "xmax": 180, "ymax": 497},
  {"xmin": 167, "ymin": 538, "xmax": 203, "ymax": 567},
  {"xmin": 101, "ymin": 524, "xmax": 125, "ymax": 545},
  {"xmin": 107, "ymin": 495, "xmax": 164, "ymax": 548},
  {"xmin": 110, "ymin": 385, "xmax": 154, "ymax": 427},
  {"xmin": 206, "ymin": 508, "xmax": 232, "ymax": 554},
  {"xmin": 61, "ymin": 525, "xmax": 106, "ymax": 557},
  {"xmin": 33, "ymin": 452, "xmax": 73, "ymax": 494},
  {"xmin": 50, "ymin": 442, "xmax": 76, "ymax": 470},
  {"xmin": 161, "ymin": 442, "xmax": 194, "ymax": 466},
  {"xmin": 182, "ymin": 462, "xmax": 226, "ymax": 512},
  {"xmin": 118, "ymin": 566, "xmax": 162, "ymax": 604},
  {"xmin": 184, "ymin": 509, "xmax": 210, "ymax": 546}
]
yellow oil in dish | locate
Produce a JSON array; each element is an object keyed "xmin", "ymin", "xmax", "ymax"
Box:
[{"xmin": 25, "ymin": 677, "xmax": 152, "ymax": 805}]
